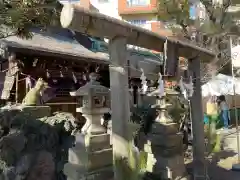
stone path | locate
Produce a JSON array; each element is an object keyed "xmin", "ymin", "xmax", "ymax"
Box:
[
  {"xmin": 207, "ymin": 155, "xmax": 240, "ymax": 180},
  {"xmin": 208, "ymin": 128, "xmax": 240, "ymax": 180},
  {"xmin": 186, "ymin": 128, "xmax": 240, "ymax": 180}
]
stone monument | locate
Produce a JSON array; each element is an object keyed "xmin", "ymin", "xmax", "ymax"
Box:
[
  {"xmin": 144, "ymin": 90, "xmax": 189, "ymax": 180},
  {"xmin": 64, "ymin": 73, "xmax": 113, "ymax": 180}
]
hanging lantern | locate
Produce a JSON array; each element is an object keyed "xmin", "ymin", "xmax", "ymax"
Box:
[
  {"xmin": 46, "ymin": 69, "xmax": 50, "ymax": 78},
  {"xmin": 72, "ymin": 72, "xmax": 77, "ymax": 83}
]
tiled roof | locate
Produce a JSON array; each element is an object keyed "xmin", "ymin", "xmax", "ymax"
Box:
[{"xmin": 0, "ymin": 31, "xmax": 109, "ymax": 62}]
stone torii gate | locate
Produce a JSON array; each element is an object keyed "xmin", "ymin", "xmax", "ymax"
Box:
[{"xmin": 60, "ymin": 4, "xmax": 216, "ymax": 180}]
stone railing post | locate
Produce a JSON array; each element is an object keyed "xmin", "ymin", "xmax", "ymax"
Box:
[{"xmin": 64, "ymin": 73, "xmax": 113, "ymax": 180}]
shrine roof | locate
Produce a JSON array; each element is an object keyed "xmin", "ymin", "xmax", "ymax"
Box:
[
  {"xmin": 0, "ymin": 29, "xmax": 162, "ymax": 66},
  {"xmin": 0, "ymin": 31, "xmax": 109, "ymax": 63}
]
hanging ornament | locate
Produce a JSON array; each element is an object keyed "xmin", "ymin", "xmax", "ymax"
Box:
[
  {"xmin": 25, "ymin": 76, "xmax": 32, "ymax": 89},
  {"xmin": 32, "ymin": 58, "xmax": 38, "ymax": 67},
  {"xmin": 140, "ymin": 68, "xmax": 148, "ymax": 94},
  {"xmin": 179, "ymin": 76, "xmax": 194, "ymax": 98},
  {"xmin": 46, "ymin": 69, "xmax": 50, "ymax": 78},
  {"xmin": 95, "ymin": 65, "xmax": 100, "ymax": 73},
  {"xmin": 185, "ymin": 76, "xmax": 194, "ymax": 97},
  {"xmin": 179, "ymin": 76, "xmax": 187, "ymax": 99},
  {"xmin": 60, "ymin": 70, "xmax": 64, "ymax": 78},
  {"xmin": 83, "ymin": 73, "xmax": 87, "ymax": 81},
  {"xmin": 158, "ymin": 72, "xmax": 164, "ymax": 98},
  {"xmin": 72, "ymin": 72, "xmax": 77, "ymax": 83}
]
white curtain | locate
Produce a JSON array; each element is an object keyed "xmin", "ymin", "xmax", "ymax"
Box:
[{"xmin": 202, "ymin": 74, "xmax": 240, "ymax": 97}]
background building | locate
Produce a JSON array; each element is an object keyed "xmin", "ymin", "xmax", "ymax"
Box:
[
  {"xmin": 76, "ymin": 0, "xmax": 171, "ymax": 36},
  {"xmin": 118, "ymin": 0, "xmax": 172, "ymax": 36}
]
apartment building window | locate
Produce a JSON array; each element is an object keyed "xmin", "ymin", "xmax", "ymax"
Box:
[
  {"xmin": 98, "ymin": 0, "xmax": 109, "ymax": 2},
  {"xmin": 128, "ymin": 19, "xmax": 147, "ymax": 25},
  {"xmin": 127, "ymin": 0, "xmax": 151, "ymax": 6}
]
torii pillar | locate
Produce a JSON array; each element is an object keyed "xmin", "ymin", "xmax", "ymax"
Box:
[
  {"xmin": 188, "ymin": 58, "xmax": 207, "ymax": 180},
  {"xmin": 108, "ymin": 36, "xmax": 130, "ymax": 180}
]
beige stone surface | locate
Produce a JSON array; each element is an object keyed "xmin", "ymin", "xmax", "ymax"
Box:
[
  {"xmin": 88, "ymin": 133, "xmax": 111, "ymax": 152},
  {"xmin": 68, "ymin": 147, "xmax": 112, "ymax": 169},
  {"xmin": 74, "ymin": 133, "xmax": 111, "ymax": 152},
  {"xmin": 21, "ymin": 106, "xmax": 51, "ymax": 119}
]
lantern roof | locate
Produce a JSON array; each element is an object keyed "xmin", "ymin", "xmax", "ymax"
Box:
[{"xmin": 70, "ymin": 73, "xmax": 109, "ymax": 96}]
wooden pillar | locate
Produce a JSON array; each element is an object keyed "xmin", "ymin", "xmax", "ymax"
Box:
[
  {"xmin": 188, "ymin": 58, "xmax": 207, "ymax": 180},
  {"xmin": 108, "ymin": 36, "xmax": 130, "ymax": 180}
]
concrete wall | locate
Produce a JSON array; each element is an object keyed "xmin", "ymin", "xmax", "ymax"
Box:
[{"xmin": 90, "ymin": 0, "xmax": 122, "ymax": 19}]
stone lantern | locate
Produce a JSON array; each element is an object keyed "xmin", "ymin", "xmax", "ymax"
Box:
[
  {"xmin": 64, "ymin": 73, "xmax": 113, "ymax": 180},
  {"xmin": 70, "ymin": 72, "xmax": 110, "ymax": 134},
  {"xmin": 144, "ymin": 88, "xmax": 189, "ymax": 180}
]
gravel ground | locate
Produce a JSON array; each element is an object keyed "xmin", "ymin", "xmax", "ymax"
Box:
[{"xmin": 185, "ymin": 127, "xmax": 240, "ymax": 180}]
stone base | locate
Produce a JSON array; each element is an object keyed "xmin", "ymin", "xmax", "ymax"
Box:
[
  {"xmin": 144, "ymin": 143, "xmax": 183, "ymax": 157},
  {"xmin": 64, "ymin": 163, "xmax": 113, "ymax": 180},
  {"xmin": 88, "ymin": 133, "xmax": 111, "ymax": 151},
  {"xmin": 21, "ymin": 106, "xmax": 51, "ymax": 119},
  {"xmin": 65, "ymin": 132, "xmax": 113, "ymax": 179},
  {"xmin": 146, "ymin": 154, "xmax": 188, "ymax": 180},
  {"xmin": 74, "ymin": 132, "xmax": 111, "ymax": 151},
  {"xmin": 145, "ymin": 122, "xmax": 188, "ymax": 180},
  {"xmin": 68, "ymin": 147, "xmax": 113, "ymax": 170},
  {"xmin": 147, "ymin": 154, "xmax": 185, "ymax": 169}
]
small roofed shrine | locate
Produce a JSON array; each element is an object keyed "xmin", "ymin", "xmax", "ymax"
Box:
[
  {"xmin": 0, "ymin": 28, "xmax": 109, "ymax": 117},
  {"xmin": 0, "ymin": 28, "xmax": 162, "ymax": 115}
]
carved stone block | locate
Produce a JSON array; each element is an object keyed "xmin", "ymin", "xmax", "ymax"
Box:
[
  {"xmin": 146, "ymin": 153, "xmax": 188, "ymax": 180},
  {"xmin": 144, "ymin": 143, "xmax": 183, "ymax": 157},
  {"xmin": 151, "ymin": 122, "xmax": 178, "ymax": 134},
  {"xmin": 66, "ymin": 148, "xmax": 113, "ymax": 178},
  {"xmin": 147, "ymin": 133, "xmax": 183, "ymax": 148},
  {"xmin": 64, "ymin": 163, "xmax": 113, "ymax": 180}
]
